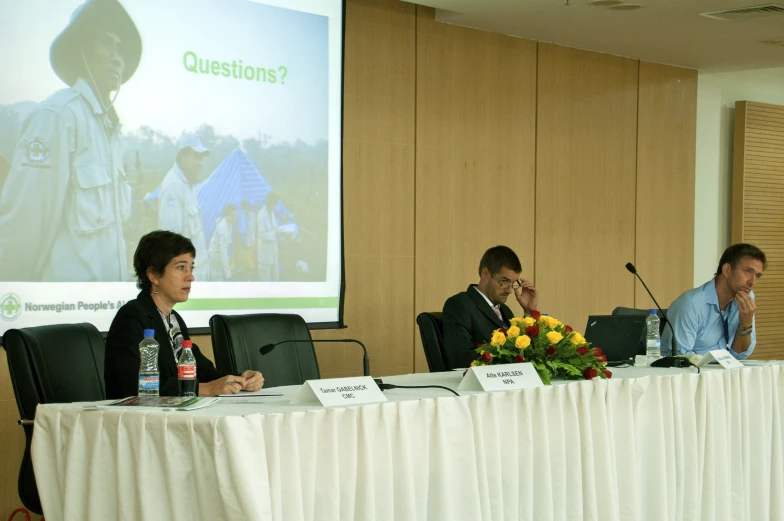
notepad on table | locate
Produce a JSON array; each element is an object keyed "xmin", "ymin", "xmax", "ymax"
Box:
[{"xmin": 218, "ymin": 390, "xmax": 284, "ymax": 397}]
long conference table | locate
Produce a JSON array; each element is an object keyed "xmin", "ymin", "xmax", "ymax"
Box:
[{"xmin": 31, "ymin": 363, "xmax": 784, "ymax": 521}]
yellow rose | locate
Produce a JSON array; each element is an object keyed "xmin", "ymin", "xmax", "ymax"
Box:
[
  {"xmin": 541, "ymin": 316, "xmax": 559, "ymax": 329},
  {"xmin": 491, "ymin": 331, "xmax": 506, "ymax": 346},
  {"xmin": 510, "ymin": 317, "xmax": 524, "ymax": 327},
  {"xmin": 546, "ymin": 331, "xmax": 563, "ymax": 344},
  {"xmin": 515, "ymin": 335, "xmax": 531, "ymax": 349},
  {"xmin": 570, "ymin": 332, "xmax": 586, "ymax": 345},
  {"xmin": 507, "ymin": 325, "xmax": 521, "ymax": 338},
  {"xmin": 470, "ymin": 359, "xmax": 478, "ymax": 366},
  {"xmin": 522, "ymin": 317, "xmax": 536, "ymax": 327}
]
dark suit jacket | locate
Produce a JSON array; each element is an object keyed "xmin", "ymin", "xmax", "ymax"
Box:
[
  {"xmin": 105, "ymin": 291, "xmax": 226, "ymax": 399},
  {"xmin": 442, "ymin": 285, "xmax": 514, "ymax": 369}
]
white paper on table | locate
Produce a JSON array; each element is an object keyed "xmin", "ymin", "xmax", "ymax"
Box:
[
  {"xmin": 218, "ymin": 390, "xmax": 284, "ymax": 397},
  {"xmin": 696, "ymin": 349, "xmax": 744, "ymax": 369}
]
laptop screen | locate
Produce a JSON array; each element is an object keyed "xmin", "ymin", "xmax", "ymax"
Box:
[{"xmin": 583, "ymin": 315, "xmax": 646, "ymax": 363}]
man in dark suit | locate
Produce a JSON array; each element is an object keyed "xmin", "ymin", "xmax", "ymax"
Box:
[{"xmin": 442, "ymin": 245, "xmax": 538, "ymax": 369}]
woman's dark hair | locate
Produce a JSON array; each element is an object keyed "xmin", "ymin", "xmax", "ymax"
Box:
[
  {"xmin": 715, "ymin": 243, "xmax": 767, "ymax": 277},
  {"xmin": 133, "ymin": 230, "xmax": 196, "ymax": 291}
]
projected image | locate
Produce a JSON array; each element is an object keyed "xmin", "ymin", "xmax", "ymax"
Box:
[{"xmin": 0, "ymin": 0, "xmax": 329, "ymax": 283}]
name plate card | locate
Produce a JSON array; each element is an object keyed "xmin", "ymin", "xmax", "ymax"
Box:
[
  {"xmin": 696, "ymin": 349, "xmax": 745, "ymax": 369},
  {"xmin": 458, "ymin": 363, "xmax": 543, "ymax": 392},
  {"xmin": 290, "ymin": 376, "xmax": 388, "ymax": 407}
]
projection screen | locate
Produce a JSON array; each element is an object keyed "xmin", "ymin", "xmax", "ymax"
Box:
[{"xmin": 0, "ymin": 0, "xmax": 345, "ymax": 335}]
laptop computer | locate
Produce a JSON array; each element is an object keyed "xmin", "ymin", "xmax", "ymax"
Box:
[{"xmin": 583, "ymin": 315, "xmax": 646, "ymax": 364}]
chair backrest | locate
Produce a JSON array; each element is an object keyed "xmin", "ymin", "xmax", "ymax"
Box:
[
  {"xmin": 2, "ymin": 322, "xmax": 107, "ymax": 515},
  {"xmin": 611, "ymin": 306, "xmax": 668, "ymax": 334},
  {"xmin": 210, "ymin": 313, "xmax": 320, "ymax": 387},
  {"xmin": 416, "ymin": 312, "xmax": 449, "ymax": 372}
]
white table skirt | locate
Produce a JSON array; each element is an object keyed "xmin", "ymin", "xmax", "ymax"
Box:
[{"xmin": 31, "ymin": 365, "xmax": 784, "ymax": 521}]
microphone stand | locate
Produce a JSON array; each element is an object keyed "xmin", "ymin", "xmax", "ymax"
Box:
[
  {"xmin": 260, "ymin": 338, "xmax": 370, "ymax": 376},
  {"xmin": 625, "ymin": 262, "xmax": 692, "ymax": 369}
]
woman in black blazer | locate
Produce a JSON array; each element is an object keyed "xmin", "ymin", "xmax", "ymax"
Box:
[{"xmin": 105, "ymin": 230, "xmax": 264, "ymax": 398}]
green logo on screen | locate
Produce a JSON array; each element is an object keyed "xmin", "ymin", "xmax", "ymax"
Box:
[{"xmin": 0, "ymin": 293, "xmax": 22, "ymax": 322}]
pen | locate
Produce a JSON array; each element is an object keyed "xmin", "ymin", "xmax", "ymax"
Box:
[{"xmin": 226, "ymin": 381, "xmax": 242, "ymax": 386}]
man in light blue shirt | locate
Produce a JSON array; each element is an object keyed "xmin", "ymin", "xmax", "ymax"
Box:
[{"xmin": 662, "ymin": 243, "xmax": 766, "ymax": 360}]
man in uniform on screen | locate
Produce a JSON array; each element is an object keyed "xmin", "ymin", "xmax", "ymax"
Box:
[
  {"xmin": 257, "ymin": 191, "xmax": 281, "ymax": 281},
  {"xmin": 157, "ymin": 134, "xmax": 211, "ymax": 281},
  {"xmin": 0, "ymin": 0, "xmax": 141, "ymax": 281}
]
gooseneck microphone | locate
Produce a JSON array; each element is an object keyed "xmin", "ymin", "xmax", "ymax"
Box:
[
  {"xmin": 625, "ymin": 262, "xmax": 690, "ymax": 368},
  {"xmin": 260, "ymin": 338, "xmax": 370, "ymax": 376}
]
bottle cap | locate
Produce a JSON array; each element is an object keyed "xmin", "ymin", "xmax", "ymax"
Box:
[
  {"xmin": 182, "ymin": 340, "xmax": 193, "ymax": 348},
  {"xmin": 649, "ymin": 309, "xmax": 657, "ymax": 314},
  {"xmin": 143, "ymin": 329, "xmax": 155, "ymax": 337}
]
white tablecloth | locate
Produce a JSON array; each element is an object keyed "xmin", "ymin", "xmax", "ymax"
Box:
[{"xmin": 31, "ymin": 365, "xmax": 784, "ymax": 521}]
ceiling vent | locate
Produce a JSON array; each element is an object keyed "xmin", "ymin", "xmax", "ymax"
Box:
[{"xmin": 700, "ymin": 4, "xmax": 784, "ymax": 21}]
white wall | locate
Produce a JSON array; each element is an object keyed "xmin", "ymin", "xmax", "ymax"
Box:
[{"xmin": 694, "ymin": 67, "xmax": 784, "ymax": 285}]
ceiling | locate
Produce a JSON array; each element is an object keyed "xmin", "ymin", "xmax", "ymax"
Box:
[{"xmin": 403, "ymin": 0, "xmax": 784, "ymax": 71}]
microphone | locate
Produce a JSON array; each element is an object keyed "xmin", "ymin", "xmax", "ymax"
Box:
[
  {"xmin": 625, "ymin": 262, "xmax": 691, "ymax": 368},
  {"xmin": 260, "ymin": 338, "xmax": 370, "ymax": 376}
]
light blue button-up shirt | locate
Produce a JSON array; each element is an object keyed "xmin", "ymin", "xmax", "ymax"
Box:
[
  {"xmin": 0, "ymin": 78, "xmax": 130, "ymax": 281},
  {"xmin": 661, "ymin": 279, "xmax": 755, "ymax": 360}
]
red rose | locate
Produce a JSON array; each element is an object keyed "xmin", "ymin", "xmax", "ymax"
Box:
[
  {"xmin": 525, "ymin": 325, "xmax": 540, "ymax": 337},
  {"xmin": 546, "ymin": 346, "xmax": 557, "ymax": 356},
  {"xmin": 498, "ymin": 328, "xmax": 508, "ymax": 334},
  {"xmin": 565, "ymin": 325, "xmax": 573, "ymax": 333},
  {"xmin": 598, "ymin": 355, "xmax": 607, "ymax": 362},
  {"xmin": 476, "ymin": 343, "xmax": 483, "ymax": 349},
  {"xmin": 514, "ymin": 354, "xmax": 525, "ymax": 363},
  {"xmin": 593, "ymin": 347, "xmax": 603, "ymax": 356},
  {"xmin": 603, "ymin": 369, "xmax": 612, "ymax": 378},
  {"xmin": 583, "ymin": 367, "xmax": 598, "ymax": 380},
  {"xmin": 482, "ymin": 351, "xmax": 493, "ymax": 362},
  {"xmin": 530, "ymin": 310, "xmax": 541, "ymax": 320},
  {"xmin": 577, "ymin": 347, "xmax": 588, "ymax": 355}
]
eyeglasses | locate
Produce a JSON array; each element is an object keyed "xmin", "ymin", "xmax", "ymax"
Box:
[{"xmin": 491, "ymin": 273, "xmax": 522, "ymax": 290}]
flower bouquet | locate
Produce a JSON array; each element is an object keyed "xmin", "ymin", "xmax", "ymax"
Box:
[{"xmin": 472, "ymin": 310, "xmax": 611, "ymax": 385}]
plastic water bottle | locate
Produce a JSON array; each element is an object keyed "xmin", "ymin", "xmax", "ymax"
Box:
[
  {"xmin": 138, "ymin": 329, "xmax": 160, "ymax": 396},
  {"xmin": 178, "ymin": 340, "xmax": 198, "ymax": 397},
  {"xmin": 646, "ymin": 309, "xmax": 661, "ymax": 364}
]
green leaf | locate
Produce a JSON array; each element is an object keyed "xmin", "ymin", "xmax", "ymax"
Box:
[{"xmin": 532, "ymin": 361, "xmax": 551, "ymax": 385}]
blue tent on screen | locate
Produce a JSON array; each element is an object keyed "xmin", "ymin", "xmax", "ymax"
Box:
[
  {"xmin": 143, "ymin": 148, "xmax": 294, "ymax": 244},
  {"xmin": 196, "ymin": 149, "xmax": 294, "ymax": 243}
]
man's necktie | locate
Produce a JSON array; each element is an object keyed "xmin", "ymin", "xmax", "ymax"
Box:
[{"xmin": 492, "ymin": 306, "xmax": 503, "ymax": 322}]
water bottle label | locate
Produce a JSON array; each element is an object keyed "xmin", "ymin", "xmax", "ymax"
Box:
[
  {"xmin": 646, "ymin": 339, "xmax": 661, "ymax": 349},
  {"xmin": 139, "ymin": 375, "xmax": 160, "ymax": 390},
  {"xmin": 178, "ymin": 365, "xmax": 196, "ymax": 379}
]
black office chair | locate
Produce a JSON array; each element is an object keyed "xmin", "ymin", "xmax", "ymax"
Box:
[
  {"xmin": 611, "ymin": 306, "xmax": 668, "ymax": 334},
  {"xmin": 2, "ymin": 322, "xmax": 106, "ymax": 515},
  {"xmin": 416, "ymin": 312, "xmax": 450, "ymax": 372},
  {"xmin": 210, "ymin": 313, "xmax": 320, "ymax": 387}
]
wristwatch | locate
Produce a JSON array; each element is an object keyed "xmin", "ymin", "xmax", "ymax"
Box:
[{"xmin": 738, "ymin": 322, "xmax": 753, "ymax": 336}]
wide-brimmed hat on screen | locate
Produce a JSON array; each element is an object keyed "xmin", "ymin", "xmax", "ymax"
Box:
[{"xmin": 50, "ymin": 0, "xmax": 142, "ymax": 86}]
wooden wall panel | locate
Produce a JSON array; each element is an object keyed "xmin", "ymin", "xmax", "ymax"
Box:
[
  {"xmin": 535, "ymin": 43, "xmax": 638, "ymax": 331},
  {"xmin": 0, "ymin": 355, "xmax": 27, "ymax": 518},
  {"xmin": 635, "ymin": 62, "xmax": 697, "ymax": 310},
  {"xmin": 732, "ymin": 101, "xmax": 784, "ymax": 360},
  {"xmin": 414, "ymin": 7, "xmax": 537, "ymax": 371},
  {"xmin": 311, "ymin": 0, "xmax": 416, "ymax": 378}
]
